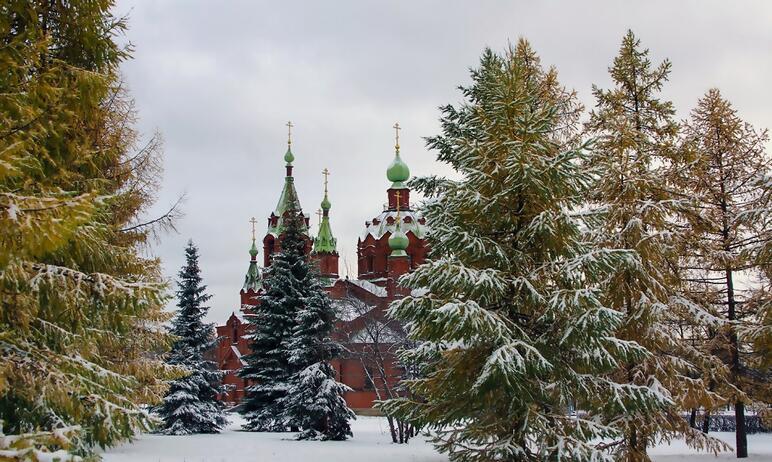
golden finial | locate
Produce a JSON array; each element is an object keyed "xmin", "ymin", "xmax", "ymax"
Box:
[
  {"xmin": 316, "ymin": 209, "xmax": 323, "ymax": 229},
  {"xmin": 395, "ymin": 190, "xmax": 402, "ymax": 221},
  {"xmin": 393, "ymin": 122, "xmax": 401, "ymax": 153},
  {"xmin": 286, "ymin": 120, "xmax": 294, "ymax": 147},
  {"xmin": 249, "ymin": 217, "xmax": 257, "ymax": 241},
  {"xmin": 322, "ymin": 168, "xmax": 330, "ymax": 194}
]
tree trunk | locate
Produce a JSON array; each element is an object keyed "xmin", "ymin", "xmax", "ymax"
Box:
[
  {"xmin": 386, "ymin": 415, "xmax": 397, "ymax": 444},
  {"xmin": 725, "ymin": 267, "xmax": 747, "ymax": 458},
  {"xmin": 689, "ymin": 408, "xmax": 697, "ymax": 428},
  {"xmin": 702, "ymin": 410, "xmax": 711, "ymax": 434},
  {"xmin": 736, "ymin": 402, "xmax": 747, "ymax": 458}
]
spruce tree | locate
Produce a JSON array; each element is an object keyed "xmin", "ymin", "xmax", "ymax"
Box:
[
  {"xmin": 382, "ymin": 40, "xmax": 664, "ymax": 461},
  {"xmin": 584, "ymin": 31, "xmax": 727, "ymax": 460},
  {"xmin": 283, "ymin": 270, "xmax": 354, "ymax": 440},
  {"xmin": 1, "ymin": 0, "xmax": 177, "ymax": 457},
  {"xmin": 157, "ymin": 241, "xmax": 227, "ymax": 435},
  {"xmin": 677, "ymin": 89, "xmax": 770, "ymax": 458},
  {"xmin": 238, "ymin": 210, "xmax": 307, "ymax": 431}
]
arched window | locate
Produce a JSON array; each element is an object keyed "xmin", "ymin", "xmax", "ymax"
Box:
[{"xmin": 367, "ymin": 254, "xmax": 374, "ymax": 273}]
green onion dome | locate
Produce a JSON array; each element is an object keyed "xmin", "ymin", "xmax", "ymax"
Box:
[
  {"xmin": 321, "ymin": 193, "xmax": 331, "ymax": 211},
  {"xmin": 249, "ymin": 239, "xmax": 258, "ymax": 258},
  {"xmin": 389, "ymin": 221, "xmax": 409, "ymax": 257},
  {"xmin": 284, "ymin": 146, "xmax": 295, "ymax": 164},
  {"xmin": 387, "ymin": 152, "xmax": 410, "ymax": 188}
]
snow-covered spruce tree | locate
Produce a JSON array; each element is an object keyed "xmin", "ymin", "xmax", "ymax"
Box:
[
  {"xmin": 676, "ymin": 89, "xmax": 770, "ymax": 458},
  {"xmin": 283, "ymin": 268, "xmax": 354, "ymax": 440},
  {"xmin": 238, "ymin": 209, "xmax": 307, "ymax": 431},
  {"xmin": 157, "ymin": 241, "xmax": 227, "ymax": 435},
  {"xmin": 1, "ymin": 0, "xmax": 178, "ymax": 457},
  {"xmin": 584, "ymin": 31, "xmax": 727, "ymax": 459},
  {"xmin": 381, "ymin": 39, "xmax": 666, "ymax": 462}
]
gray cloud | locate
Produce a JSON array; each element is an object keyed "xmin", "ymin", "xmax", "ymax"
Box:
[{"xmin": 115, "ymin": 0, "xmax": 772, "ymax": 323}]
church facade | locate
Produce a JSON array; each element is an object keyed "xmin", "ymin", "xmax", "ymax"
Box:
[{"xmin": 213, "ymin": 124, "xmax": 428, "ymax": 411}]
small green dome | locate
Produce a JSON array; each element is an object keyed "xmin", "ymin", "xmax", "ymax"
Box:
[
  {"xmin": 389, "ymin": 224, "xmax": 409, "ymax": 255},
  {"xmin": 284, "ymin": 146, "xmax": 295, "ymax": 164},
  {"xmin": 387, "ymin": 152, "xmax": 410, "ymax": 187},
  {"xmin": 321, "ymin": 193, "xmax": 331, "ymax": 211},
  {"xmin": 249, "ymin": 239, "xmax": 258, "ymax": 258}
]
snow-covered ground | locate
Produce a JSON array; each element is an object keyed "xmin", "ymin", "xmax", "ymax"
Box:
[
  {"xmin": 100, "ymin": 414, "xmax": 445, "ymax": 462},
  {"xmin": 649, "ymin": 432, "xmax": 772, "ymax": 462},
  {"xmin": 101, "ymin": 414, "xmax": 772, "ymax": 462}
]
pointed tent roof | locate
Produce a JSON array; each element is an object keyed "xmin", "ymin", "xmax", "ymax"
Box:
[
  {"xmin": 314, "ymin": 194, "xmax": 337, "ymax": 254},
  {"xmin": 313, "ymin": 169, "xmax": 336, "ymax": 254},
  {"xmin": 242, "ymin": 239, "xmax": 262, "ymax": 292},
  {"xmin": 267, "ymin": 145, "xmax": 308, "ymax": 237}
]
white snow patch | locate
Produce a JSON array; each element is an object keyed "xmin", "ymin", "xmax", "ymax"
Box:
[
  {"xmin": 649, "ymin": 432, "xmax": 772, "ymax": 461},
  {"xmin": 348, "ymin": 279, "xmax": 388, "ymax": 298},
  {"xmin": 6, "ymin": 203, "xmax": 19, "ymax": 221},
  {"xmin": 99, "ymin": 416, "xmax": 772, "ymax": 462},
  {"xmin": 100, "ymin": 414, "xmax": 446, "ymax": 462}
]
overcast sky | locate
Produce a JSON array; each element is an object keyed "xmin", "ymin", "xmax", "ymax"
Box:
[{"xmin": 114, "ymin": 0, "xmax": 772, "ymax": 324}]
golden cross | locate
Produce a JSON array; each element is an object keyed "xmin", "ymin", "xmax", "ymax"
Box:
[
  {"xmin": 322, "ymin": 168, "xmax": 330, "ymax": 194},
  {"xmin": 286, "ymin": 121, "xmax": 294, "ymax": 146},
  {"xmin": 395, "ymin": 190, "xmax": 401, "ymax": 219},
  {"xmin": 316, "ymin": 209, "xmax": 323, "ymax": 228},
  {"xmin": 393, "ymin": 122, "xmax": 401, "ymax": 152},
  {"xmin": 249, "ymin": 217, "xmax": 257, "ymax": 241}
]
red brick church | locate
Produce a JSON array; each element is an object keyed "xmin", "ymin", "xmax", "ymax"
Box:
[{"xmin": 214, "ymin": 123, "xmax": 428, "ymax": 412}]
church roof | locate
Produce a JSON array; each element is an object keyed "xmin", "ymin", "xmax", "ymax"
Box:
[
  {"xmin": 313, "ymin": 191, "xmax": 336, "ymax": 254},
  {"xmin": 267, "ymin": 146, "xmax": 309, "ymax": 237},
  {"xmin": 347, "ymin": 278, "xmax": 388, "ymax": 298},
  {"xmin": 361, "ymin": 209, "xmax": 427, "ymax": 241},
  {"xmin": 314, "ymin": 216, "xmax": 336, "ymax": 254},
  {"xmin": 241, "ymin": 240, "xmax": 262, "ymax": 293}
]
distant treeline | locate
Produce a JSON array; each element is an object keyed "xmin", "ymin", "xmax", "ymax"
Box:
[{"xmin": 685, "ymin": 415, "xmax": 770, "ymax": 434}]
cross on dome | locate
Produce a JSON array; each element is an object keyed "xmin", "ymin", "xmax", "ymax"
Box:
[
  {"xmin": 322, "ymin": 168, "xmax": 330, "ymax": 194},
  {"xmin": 249, "ymin": 217, "xmax": 257, "ymax": 241},
  {"xmin": 393, "ymin": 122, "xmax": 401, "ymax": 152}
]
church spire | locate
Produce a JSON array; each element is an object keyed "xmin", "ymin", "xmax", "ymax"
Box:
[
  {"xmin": 386, "ymin": 122, "xmax": 411, "ymax": 211},
  {"xmin": 242, "ymin": 217, "xmax": 262, "ymax": 293},
  {"xmin": 284, "ymin": 120, "xmax": 295, "ymax": 175},
  {"xmin": 387, "ymin": 122, "xmax": 410, "ymax": 189},
  {"xmin": 268, "ymin": 121, "xmax": 306, "ymax": 237},
  {"xmin": 314, "ymin": 168, "xmax": 337, "ymax": 254}
]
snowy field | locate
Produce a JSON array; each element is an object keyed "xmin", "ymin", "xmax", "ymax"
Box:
[
  {"xmin": 100, "ymin": 414, "xmax": 445, "ymax": 462},
  {"xmin": 100, "ymin": 414, "xmax": 772, "ymax": 462},
  {"xmin": 648, "ymin": 431, "xmax": 772, "ymax": 462}
]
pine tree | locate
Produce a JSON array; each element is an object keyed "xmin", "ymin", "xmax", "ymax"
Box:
[
  {"xmin": 1, "ymin": 0, "xmax": 177, "ymax": 457},
  {"xmin": 283, "ymin": 270, "xmax": 354, "ymax": 440},
  {"xmin": 157, "ymin": 241, "xmax": 227, "ymax": 435},
  {"xmin": 382, "ymin": 39, "xmax": 665, "ymax": 461},
  {"xmin": 677, "ymin": 89, "xmax": 770, "ymax": 458},
  {"xmin": 584, "ymin": 31, "xmax": 728, "ymax": 460},
  {"xmin": 238, "ymin": 210, "xmax": 307, "ymax": 431}
]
